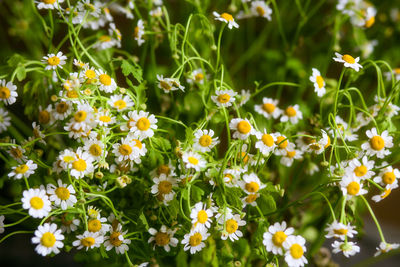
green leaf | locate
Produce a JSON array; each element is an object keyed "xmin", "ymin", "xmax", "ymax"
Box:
[
  {"xmin": 152, "ymin": 137, "xmax": 172, "ymax": 152},
  {"xmin": 7, "ymin": 54, "xmax": 24, "ymax": 68},
  {"xmin": 121, "ymin": 60, "xmax": 143, "ymax": 82},
  {"xmin": 256, "ymin": 194, "xmax": 276, "ymax": 215},
  {"xmin": 99, "ymin": 245, "xmax": 109, "ymax": 259},
  {"xmin": 139, "ymin": 212, "xmax": 149, "ymax": 230},
  {"xmin": 191, "ymin": 185, "xmax": 204, "ymax": 203},
  {"xmin": 16, "ymin": 66, "xmax": 26, "ymax": 81}
]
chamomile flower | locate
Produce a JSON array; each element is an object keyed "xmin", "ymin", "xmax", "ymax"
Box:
[
  {"xmin": 280, "ymin": 143, "xmax": 303, "ymax": 167},
  {"xmin": 108, "ymin": 94, "xmax": 134, "ymax": 111},
  {"xmin": 213, "ymin": 11, "xmax": 239, "ymax": 29},
  {"xmin": 182, "ymin": 151, "xmax": 207, "ymax": 172},
  {"xmin": 47, "ymin": 179, "xmax": 77, "ymax": 210},
  {"xmin": 211, "ymin": 89, "xmax": 237, "ymax": 108},
  {"xmin": 22, "ymin": 188, "xmax": 52, "ymax": 218},
  {"xmin": 31, "ymin": 223, "xmax": 64, "ymax": 256},
  {"xmin": 128, "ymin": 110, "xmax": 158, "ymax": 139},
  {"xmin": 229, "ymin": 118, "xmax": 255, "ymax": 140},
  {"xmin": 87, "ymin": 215, "xmax": 110, "ymax": 234},
  {"xmin": 8, "ymin": 141, "xmax": 27, "ymax": 163},
  {"xmin": 329, "ymin": 116, "xmax": 358, "ymax": 141},
  {"xmin": 333, "ymin": 52, "xmax": 363, "ymax": 72},
  {"xmin": 274, "ymin": 133, "xmax": 290, "ymax": 156},
  {"xmin": 345, "ymin": 156, "xmax": 375, "ymax": 180},
  {"xmin": 373, "ymin": 165, "xmax": 400, "ymax": 189},
  {"xmin": 112, "ymin": 137, "xmax": 137, "ymax": 162},
  {"xmin": 325, "ymin": 220, "xmax": 358, "ymax": 240},
  {"xmin": 38, "ymin": 104, "xmax": 53, "ymax": 125},
  {"xmin": 53, "ymin": 101, "xmax": 72, "ymax": 120},
  {"xmin": 150, "ymin": 162, "xmax": 176, "ymax": 177},
  {"xmin": 148, "ymin": 225, "xmax": 178, "ymax": 252},
  {"xmin": 374, "ymin": 242, "xmax": 400, "ymax": 257},
  {"xmin": 151, "ymin": 174, "xmax": 178, "ymax": 205},
  {"xmin": 73, "ymin": 59, "xmax": 88, "ymax": 69},
  {"xmin": 181, "ymin": 229, "xmax": 210, "ymax": 254},
  {"xmin": 222, "ymin": 168, "xmax": 240, "ymax": 187},
  {"xmin": 8, "ymin": 160, "xmax": 37, "ymax": 179},
  {"xmin": 332, "ymin": 240, "xmax": 360, "ymax": 257},
  {"xmin": 156, "ymin": 75, "xmax": 185, "ymax": 93},
  {"xmin": 84, "ymin": 138, "xmax": 107, "ymax": 160},
  {"xmin": 96, "ymin": 69, "xmax": 117, "ymax": 93},
  {"xmin": 340, "ymin": 176, "xmax": 367, "ymax": 199},
  {"xmin": 0, "ymin": 80, "xmax": 18, "ymax": 105},
  {"xmin": 241, "ymin": 193, "xmax": 259, "ymax": 207},
  {"xmin": 70, "ymin": 148, "xmax": 95, "ymax": 179},
  {"xmin": 80, "ymin": 66, "xmax": 97, "ymax": 83},
  {"xmin": 36, "ymin": 0, "xmax": 64, "ymax": 10},
  {"xmin": 283, "ymin": 235, "xmax": 308, "ymax": 267},
  {"xmin": 87, "ymin": 206, "xmax": 102, "ymax": 219},
  {"xmin": 250, "ymin": 1, "xmax": 272, "ymax": 20},
  {"xmin": 218, "ymin": 213, "xmax": 246, "ymax": 242},
  {"xmin": 134, "ymin": 19, "xmax": 145, "ymax": 46},
  {"xmin": 60, "ymin": 213, "xmax": 80, "ymax": 233},
  {"xmin": 71, "ymin": 103, "xmax": 95, "ymax": 131},
  {"xmin": 263, "ymin": 221, "xmax": 294, "ymax": 255},
  {"xmin": 239, "ymin": 173, "xmax": 265, "ymax": 194},
  {"xmin": 73, "ymin": 231, "xmax": 104, "ymax": 250},
  {"xmin": 0, "ymin": 108, "xmax": 11, "ymax": 133},
  {"xmin": 372, "ymin": 187, "xmax": 395, "ymax": 202},
  {"xmin": 193, "ymin": 129, "xmax": 220, "ymax": 152},
  {"xmin": 254, "ymin": 98, "xmax": 281, "ymax": 119},
  {"xmin": 281, "ymin": 105, "xmax": 303, "ymax": 124},
  {"xmin": 361, "ymin": 128, "xmax": 393, "ymax": 158},
  {"xmin": 309, "ymin": 68, "xmax": 326, "ymax": 97},
  {"xmin": 104, "ymin": 224, "xmax": 131, "ymax": 254},
  {"xmin": 149, "ymin": 6, "xmax": 163, "ymax": 17},
  {"xmin": 191, "ymin": 202, "xmax": 214, "ymax": 232},
  {"xmin": 125, "ymin": 136, "xmax": 147, "ymax": 163},
  {"xmin": 238, "ymin": 89, "xmax": 251, "ymax": 106},
  {"xmin": 43, "ymin": 52, "xmax": 67, "ymax": 70},
  {"xmin": 58, "ymin": 148, "xmax": 77, "ymax": 169},
  {"xmin": 187, "ymin": 69, "xmax": 206, "ymax": 84},
  {"xmin": 95, "ymin": 108, "xmax": 115, "ymax": 127}
]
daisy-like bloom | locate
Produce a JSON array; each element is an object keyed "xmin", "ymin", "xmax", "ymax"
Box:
[
  {"xmin": 238, "ymin": 89, "xmax": 251, "ymax": 106},
  {"xmin": 241, "ymin": 193, "xmax": 260, "ymax": 207},
  {"xmin": 373, "ymin": 165, "xmax": 400, "ymax": 189},
  {"xmin": 361, "ymin": 128, "xmax": 393, "ymax": 158},
  {"xmin": 150, "ymin": 161, "xmax": 177, "ymax": 178},
  {"xmin": 325, "ymin": 220, "xmax": 358, "ymax": 240},
  {"xmin": 87, "ymin": 214, "xmax": 110, "ymax": 234},
  {"xmin": 149, "ymin": 6, "xmax": 163, "ymax": 17},
  {"xmin": 36, "ymin": 0, "xmax": 64, "ymax": 10},
  {"xmin": 329, "ymin": 115, "xmax": 358, "ymax": 142},
  {"xmin": 229, "ymin": 118, "xmax": 255, "ymax": 140},
  {"xmin": 87, "ymin": 206, "xmax": 102, "ymax": 219},
  {"xmin": 190, "ymin": 202, "xmax": 214, "ymax": 232},
  {"xmin": 218, "ymin": 212, "xmax": 246, "ymax": 242},
  {"xmin": 53, "ymin": 101, "xmax": 72, "ymax": 121},
  {"xmin": 374, "ymin": 242, "xmax": 400, "ymax": 257},
  {"xmin": 280, "ymin": 105, "xmax": 303, "ymax": 124},
  {"xmin": 70, "ymin": 102, "xmax": 95, "ymax": 131},
  {"xmin": 8, "ymin": 160, "xmax": 38, "ymax": 179},
  {"xmin": 345, "ymin": 156, "xmax": 375, "ymax": 180},
  {"xmin": 134, "ymin": 19, "xmax": 145, "ymax": 46},
  {"xmin": 280, "ymin": 143, "xmax": 303, "ymax": 167},
  {"xmin": 333, "ymin": 52, "xmax": 363, "ymax": 72},
  {"xmin": 80, "ymin": 66, "xmax": 97, "ymax": 83},
  {"xmin": 0, "ymin": 79, "xmax": 18, "ymax": 105},
  {"xmin": 254, "ymin": 97, "xmax": 281, "ymax": 119},
  {"xmin": 112, "ymin": 137, "xmax": 138, "ymax": 162},
  {"xmin": 213, "ymin": 11, "xmax": 239, "ymax": 29},
  {"xmin": 182, "ymin": 151, "xmax": 207, "ymax": 172},
  {"xmin": 127, "ymin": 110, "xmax": 158, "ymax": 139},
  {"xmin": 31, "ymin": 223, "xmax": 64, "ymax": 256},
  {"xmin": 307, "ymin": 130, "xmax": 331, "ymax": 154},
  {"xmin": 263, "ymin": 221, "xmax": 294, "ymax": 255},
  {"xmin": 83, "ymin": 138, "xmax": 107, "ymax": 160},
  {"xmin": 62, "ymin": 72, "xmax": 81, "ymax": 91},
  {"xmin": 385, "ymin": 67, "xmax": 400, "ymax": 82},
  {"xmin": 250, "ymin": 1, "xmax": 273, "ymax": 20},
  {"xmin": 156, "ymin": 75, "xmax": 185, "ymax": 93},
  {"xmin": 0, "ymin": 108, "xmax": 11, "ymax": 133},
  {"xmin": 239, "ymin": 173, "xmax": 266, "ymax": 194},
  {"xmin": 108, "ymin": 94, "xmax": 134, "ymax": 111},
  {"xmin": 372, "ymin": 187, "xmax": 396, "ymax": 202},
  {"xmin": 96, "ymin": 69, "xmax": 117, "ymax": 93},
  {"xmin": 332, "ymin": 240, "xmax": 360, "ymax": 258},
  {"xmin": 42, "ymin": 52, "xmax": 67, "ymax": 70},
  {"xmin": 283, "ymin": 235, "xmax": 308, "ymax": 267},
  {"xmin": 211, "ymin": 89, "xmax": 237, "ymax": 108},
  {"xmin": 181, "ymin": 229, "xmax": 210, "ymax": 254},
  {"xmin": 309, "ymin": 68, "xmax": 326, "ymax": 97},
  {"xmin": 73, "ymin": 231, "xmax": 104, "ymax": 250},
  {"xmin": 9, "ymin": 141, "xmax": 27, "ymax": 163},
  {"xmin": 148, "ymin": 225, "xmax": 179, "ymax": 252},
  {"xmin": 95, "ymin": 108, "xmax": 115, "ymax": 127},
  {"xmin": 38, "ymin": 104, "xmax": 53, "ymax": 125},
  {"xmin": 340, "ymin": 176, "xmax": 368, "ymax": 199},
  {"xmin": 151, "ymin": 174, "xmax": 178, "ymax": 205},
  {"xmin": 0, "ymin": 215, "xmax": 4, "ymax": 234},
  {"xmin": 70, "ymin": 147, "xmax": 95, "ymax": 179},
  {"xmin": 274, "ymin": 133, "xmax": 291, "ymax": 156},
  {"xmin": 47, "ymin": 179, "xmax": 77, "ymax": 210},
  {"xmin": 222, "ymin": 168, "xmax": 240, "ymax": 187},
  {"xmin": 124, "ymin": 135, "xmax": 147, "ymax": 164},
  {"xmin": 193, "ymin": 129, "xmax": 220, "ymax": 152},
  {"xmin": 104, "ymin": 224, "xmax": 131, "ymax": 254},
  {"xmin": 21, "ymin": 188, "xmax": 52, "ymax": 218},
  {"xmin": 73, "ymin": 59, "xmax": 88, "ymax": 69},
  {"xmin": 187, "ymin": 69, "xmax": 206, "ymax": 84},
  {"xmin": 58, "ymin": 148, "xmax": 76, "ymax": 169},
  {"xmin": 60, "ymin": 213, "xmax": 80, "ymax": 233},
  {"xmin": 30, "ymin": 122, "xmax": 46, "ymax": 145}
]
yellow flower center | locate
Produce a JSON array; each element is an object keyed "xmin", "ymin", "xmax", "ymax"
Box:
[
  {"xmin": 47, "ymin": 56, "xmax": 60, "ymax": 66},
  {"xmin": 41, "ymin": 232, "xmax": 56, "ymax": 248},
  {"xmin": 81, "ymin": 237, "xmax": 95, "ymax": 247},
  {"xmin": 74, "ymin": 111, "xmax": 87, "ymax": 122},
  {"xmin": 85, "ymin": 69, "xmax": 96, "ymax": 79},
  {"xmin": 333, "ymin": 228, "xmax": 348, "ymax": 235},
  {"xmin": 38, "ymin": 110, "xmax": 50, "ymax": 124},
  {"xmin": 89, "ymin": 144, "xmax": 102, "ymax": 157},
  {"xmin": 99, "ymin": 115, "xmax": 111, "ymax": 123},
  {"xmin": 55, "ymin": 187, "xmax": 70, "ymax": 200},
  {"xmin": 245, "ymin": 181, "xmax": 260, "ymax": 193},
  {"xmin": 63, "ymin": 155, "xmax": 75, "ymax": 163},
  {"xmin": 160, "ymin": 80, "xmax": 172, "ymax": 91},
  {"xmin": 354, "ymin": 165, "xmax": 367, "ymax": 177},
  {"xmin": 325, "ymin": 136, "xmax": 331, "ymax": 148},
  {"xmin": 188, "ymin": 156, "xmax": 199, "ymax": 165},
  {"xmin": 370, "ymin": 136, "xmax": 385, "ymax": 151},
  {"xmin": 155, "ymin": 232, "xmax": 170, "ymax": 246},
  {"xmin": 42, "ymin": 0, "xmax": 56, "ymax": 4},
  {"xmin": 0, "ymin": 86, "xmax": 11, "ymax": 99},
  {"xmin": 290, "ymin": 244, "xmax": 304, "ymax": 259},
  {"xmin": 99, "ymin": 74, "xmax": 111, "ymax": 86},
  {"xmin": 114, "ymin": 99, "xmax": 127, "ymax": 110},
  {"xmin": 195, "ymin": 73, "xmax": 204, "ymax": 81},
  {"xmin": 272, "ymin": 231, "xmax": 287, "ymax": 247},
  {"xmin": 394, "ymin": 68, "xmax": 400, "ymax": 74},
  {"xmin": 110, "ymin": 232, "xmax": 123, "ymax": 247},
  {"xmin": 382, "ymin": 171, "xmax": 396, "ymax": 185},
  {"xmin": 56, "ymin": 101, "xmax": 69, "ymax": 113},
  {"xmin": 286, "ymin": 150, "xmax": 296, "ymax": 158},
  {"xmin": 134, "ymin": 26, "xmax": 140, "ymax": 38},
  {"xmin": 239, "ymin": 151, "xmax": 249, "ymax": 164},
  {"xmin": 237, "ymin": 121, "xmax": 251, "ymax": 134},
  {"xmin": 15, "ymin": 164, "xmax": 29, "ymax": 174},
  {"xmin": 309, "ymin": 143, "xmax": 322, "ymax": 151},
  {"xmin": 256, "ymin": 6, "xmax": 265, "ymax": 16},
  {"xmin": 225, "ymin": 219, "xmax": 238, "ymax": 234},
  {"xmin": 224, "ymin": 174, "xmax": 233, "ymax": 182},
  {"xmin": 217, "ymin": 94, "xmax": 231, "ymax": 103},
  {"xmin": 72, "ymin": 159, "xmax": 87, "ymax": 172},
  {"xmin": 245, "ymin": 194, "xmax": 258, "ymax": 203},
  {"xmin": 189, "ymin": 233, "xmax": 202, "ymax": 247},
  {"xmin": 316, "ymin": 75, "xmax": 324, "ymax": 88},
  {"xmin": 10, "ymin": 147, "xmax": 23, "ymax": 159},
  {"xmin": 220, "ymin": 13, "xmax": 233, "ymax": 22},
  {"xmin": 30, "ymin": 196, "xmax": 44, "ymax": 210},
  {"xmin": 381, "ymin": 188, "xmax": 392, "ymax": 199},
  {"xmin": 158, "ymin": 180, "xmax": 172, "ymax": 194},
  {"xmin": 119, "ymin": 144, "xmax": 132, "ymax": 156},
  {"xmin": 136, "ymin": 117, "xmax": 150, "ymax": 131},
  {"xmin": 365, "ymin": 16, "xmax": 375, "ymax": 28},
  {"xmin": 261, "ymin": 134, "xmax": 274, "ymax": 147},
  {"xmin": 199, "ymin": 135, "xmax": 212, "ymax": 147},
  {"xmin": 276, "ymin": 136, "xmax": 288, "ymax": 149},
  {"xmin": 99, "ymin": 35, "xmax": 112, "ymax": 43},
  {"xmin": 262, "ymin": 103, "xmax": 275, "ymax": 113},
  {"xmin": 133, "ymin": 139, "xmax": 143, "ymax": 149},
  {"xmin": 197, "ymin": 210, "xmax": 208, "ymax": 224},
  {"xmin": 66, "ymin": 90, "xmax": 78, "ymax": 98},
  {"xmin": 88, "ymin": 219, "xmax": 102, "ymax": 232},
  {"xmin": 285, "ymin": 107, "xmax": 297, "ymax": 117},
  {"xmin": 342, "ymin": 54, "xmax": 355, "ymax": 64},
  {"xmin": 157, "ymin": 164, "xmax": 170, "ymax": 175},
  {"xmin": 347, "ymin": 181, "xmax": 360, "ymax": 196}
]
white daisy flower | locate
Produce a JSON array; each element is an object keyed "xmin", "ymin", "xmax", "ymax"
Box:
[
  {"xmin": 229, "ymin": 118, "xmax": 255, "ymax": 140},
  {"xmin": 309, "ymin": 68, "xmax": 326, "ymax": 97},
  {"xmin": 193, "ymin": 129, "xmax": 220, "ymax": 152},
  {"xmin": 0, "ymin": 108, "xmax": 11, "ymax": 132},
  {"xmin": 70, "ymin": 103, "xmax": 95, "ymax": 131},
  {"xmin": 181, "ymin": 229, "xmax": 210, "ymax": 254},
  {"xmin": 149, "ymin": 6, "xmax": 163, "ymax": 17},
  {"xmin": 83, "ymin": 138, "xmax": 107, "ymax": 160},
  {"xmin": 58, "ymin": 148, "xmax": 77, "ymax": 170},
  {"xmin": 182, "ymin": 151, "xmax": 207, "ymax": 172},
  {"xmin": 80, "ymin": 66, "xmax": 97, "ymax": 83},
  {"xmin": 72, "ymin": 231, "xmax": 104, "ymax": 250},
  {"xmin": 190, "ymin": 202, "xmax": 214, "ymax": 232},
  {"xmin": 42, "ymin": 52, "xmax": 67, "ymax": 70},
  {"xmin": 239, "ymin": 173, "xmax": 265, "ymax": 194},
  {"xmin": 156, "ymin": 75, "xmax": 185, "ymax": 93},
  {"xmin": 47, "ymin": 179, "xmax": 77, "ymax": 210},
  {"xmin": 36, "ymin": 0, "xmax": 64, "ymax": 10},
  {"xmin": 374, "ymin": 242, "xmax": 400, "ymax": 257},
  {"xmin": 127, "ymin": 110, "xmax": 158, "ymax": 139},
  {"xmin": 219, "ymin": 213, "xmax": 246, "ymax": 242},
  {"xmin": 108, "ymin": 94, "xmax": 134, "ymax": 111},
  {"xmin": 329, "ymin": 116, "xmax": 358, "ymax": 142},
  {"xmin": 222, "ymin": 168, "xmax": 240, "ymax": 187},
  {"xmin": 134, "ymin": 19, "xmax": 145, "ymax": 46},
  {"xmin": 87, "ymin": 214, "xmax": 110, "ymax": 234},
  {"xmin": 87, "ymin": 206, "xmax": 102, "ymax": 219},
  {"xmin": 238, "ymin": 89, "xmax": 251, "ymax": 106},
  {"xmin": 0, "ymin": 79, "xmax": 18, "ymax": 105},
  {"xmin": 280, "ymin": 104, "xmax": 303, "ymax": 124},
  {"xmin": 125, "ymin": 135, "xmax": 147, "ymax": 163},
  {"xmin": 373, "ymin": 165, "xmax": 400, "ymax": 189},
  {"xmin": 150, "ymin": 161, "xmax": 177, "ymax": 178},
  {"xmin": 70, "ymin": 147, "xmax": 95, "ymax": 179},
  {"xmin": 325, "ymin": 220, "xmax": 358, "ymax": 240},
  {"xmin": 306, "ymin": 130, "xmax": 330, "ymax": 154},
  {"xmin": 73, "ymin": 59, "xmax": 88, "ymax": 69},
  {"xmin": 60, "ymin": 213, "xmax": 80, "ymax": 233},
  {"xmin": 151, "ymin": 174, "xmax": 178, "ymax": 205},
  {"xmin": 53, "ymin": 101, "xmax": 72, "ymax": 121},
  {"xmin": 241, "ymin": 193, "xmax": 260, "ymax": 207},
  {"xmin": 31, "ymin": 223, "xmax": 64, "ymax": 256},
  {"xmin": 95, "ymin": 108, "xmax": 116, "ymax": 127},
  {"xmin": 213, "ymin": 11, "xmax": 239, "ymax": 29},
  {"xmin": 211, "ymin": 89, "xmax": 237, "ymax": 108},
  {"xmin": 371, "ymin": 187, "xmax": 395, "ymax": 202},
  {"xmin": 283, "ymin": 235, "xmax": 308, "ymax": 267},
  {"xmin": 250, "ymin": 1, "xmax": 273, "ymax": 20},
  {"xmin": 263, "ymin": 221, "xmax": 294, "ymax": 255},
  {"xmin": 21, "ymin": 188, "xmax": 52, "ymax": 218},
  {"xmin": 340, "ymin": 176, "xmax": 367, "ymax": 199},
  {"xmin": 148, "ymin": 225, "xmax": 179, "ymax": 252},
  {"xmin": 187, "ymin": 69, "xmax": 206, "ymax": 84},
  {"xmin": 333, "ymin": 52, "xmax": 363, "ymax": 72},
  {"xmin": 112, "ymin": 137, "xmax": 137, "ymax": 162},
  {"xmin": 8, "ymin": 160, "xmax": 38, "ymax": 179},
  {"xmin": 96, "ymin": 69, "xmax": 117, "ymax": 93},
  {"xmin": 104, "ymin": 224, "xmax": 131, "ymax": 254},
  {"xmin": 274, "ymin": 133, "xmax": 291, "ymax": 156},
  {"xmin": 332, "ymin": 240, "xmax": 360, "ymax": 258},
  {"xmin": 38, "ymin": 104, "xmax": 54, "ymax": 125},
  {"xmin": 280, "ymin": 143, "xmax": 303, "ymax": 167},
  {"xmin": 361, "ymin": 128, "xmax": 393, "ymax": 158},
  {"xmin": 345, "ymin": 156, "xmax": 375, "ymax": 180},
  {"xmin": 254, "ymin": 97, "xmax": 281, "ymax": 119}
]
